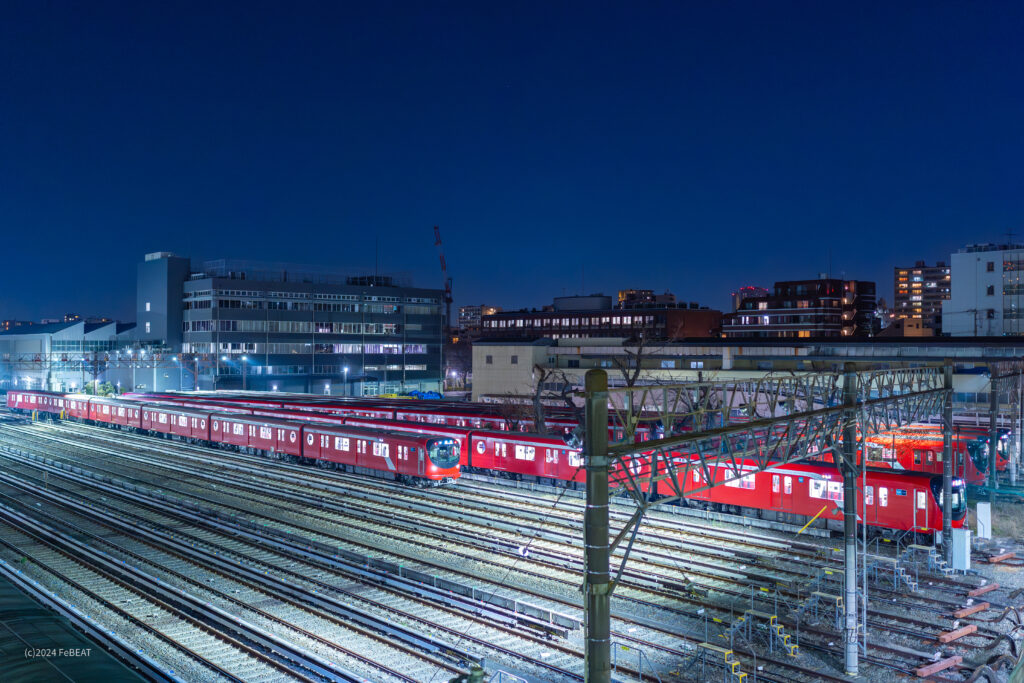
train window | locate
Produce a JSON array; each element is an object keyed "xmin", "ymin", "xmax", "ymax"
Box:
[
  {"xmin": 916, "ymin": 491, "xmax": 926, "ymax": 510},
  {"xmin": 569, "ymin": 452, "xmax": 583, "ymax": 468},
  {"xmin": 514, "ymin": 445, "xmax": 536, "ymax": 461},
  {"xmin": 772, "ymin": 475, "xmax": 780, "ymax": 493},
  {"xmin": 809, "ymin": 480, "xmax": 826, "ymax": 499},
  {"xmin": 784, "ymin": 476, "xmax": 792, "ymax": 494},
  {"xmin": 913, "ymin": 450, "xmax": 923, "ymax": 465},
  {"xmin": 692, "ymin": 471, "xmax": 701, "ymax": 483},
  {"xmin": 826, "ymin": 481, "xmax": 843, "ymax": 503},
  {"xmin": 879, "ymin": 487, "xmax": 888, "ymax": 507},
  {"xmin": 865, "ymin": 486, "xmax": 874, "ymax": 505},
  {"xmin": 723, "ymin": 473, "xmax": 755, "ymax": 489},
  {"xmin": 334, "ymin": 437, "xmax": 350, "ymax": 450}
]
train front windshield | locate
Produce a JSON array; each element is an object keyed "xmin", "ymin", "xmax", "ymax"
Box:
[
  {"xmin": 931, "ymin": 478, "xmax": 968, "ymax": 521},
  {"xmin": 966, "ymin": 440, "xmax": 989, "ymax": 473},
  {"xmin": 428, "ymin": 439, "xmax": 460, "ymax": 469}
]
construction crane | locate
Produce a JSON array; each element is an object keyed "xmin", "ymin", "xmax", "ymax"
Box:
[{"xmin": 433, "ymin": 225, "xmax": 454, "ymax": 333}]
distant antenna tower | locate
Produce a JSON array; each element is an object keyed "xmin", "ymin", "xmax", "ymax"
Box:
[{"xmin": 433, "ymin": 226, "xmax": 454, "ymax": 332}]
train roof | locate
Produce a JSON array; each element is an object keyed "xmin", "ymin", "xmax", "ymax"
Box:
[
  {"xmin": 210, "ymin": 413, "xmax": 303, "ymax": 429},
  {"xmin": 302, "ymin": 422, "xmax": 448, "ymax": 442}
]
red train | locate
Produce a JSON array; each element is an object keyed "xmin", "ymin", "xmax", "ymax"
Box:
[
  {"xmin": 7, "ymin": 390, "xmax": 459, "ymax": 484},
  {"xmin": 263, "ymin": 407, "xmax": 964, "ymax": 532},
  {"xmin": 6, "ymin": 390, "xmax": 964, "ymax": 531},
  {"xmin": 125, "ymin": 391, "xmax": 651, "ymax": 443},
  {"xmin": 893, "ymin": 424, "xmax": 1010, "ymax": 471},
  {"xmin": 649, "ymin": 457, "xmax": 967, "ymax": 533}
]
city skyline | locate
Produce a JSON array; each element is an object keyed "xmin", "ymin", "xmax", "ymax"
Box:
[{"xmin": 2, "ymin": 3, "xmax": 1022, "ymax": 320}]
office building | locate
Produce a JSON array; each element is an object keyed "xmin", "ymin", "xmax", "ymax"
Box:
[{"xmin": 139, "ymin": 255, "xmax": 445, "ymax": 394}]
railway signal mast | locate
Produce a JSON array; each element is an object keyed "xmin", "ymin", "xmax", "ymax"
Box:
[{"xmin": 434, "ymin": 225, "xmax": 454, "ymax": 334}]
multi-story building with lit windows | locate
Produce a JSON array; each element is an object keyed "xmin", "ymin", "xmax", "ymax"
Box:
[
  {"xmin": 457, "ymin": 304, "xmax": 502, "ymax": 337},
  {"xmin": 721, "ymin": 277, "xmax": 876, "ymax": 338},
  {"xmin": 480, "ymin": 295, "xmax": 721, "ymax": 340},
  {"xmin": 138, "ymin": 253, "xmax": 444, "ymax": 394},
  {"xmin": 893, "ymin": 261, "xmax": 950, "ymax": 331},
  {"xmin": 942, "ymin": 243, "xmax": 1024, "ymax": 336}
]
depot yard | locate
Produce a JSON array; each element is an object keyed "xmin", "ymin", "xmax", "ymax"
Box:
[{"xmin": 0, "ymin": 410, "xmax": 1020, "ymax": 682}]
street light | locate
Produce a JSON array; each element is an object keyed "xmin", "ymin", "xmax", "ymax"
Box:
[
  {"xmin": 343, "ymin": 366, "xmax": 349, "ymax": 396},
  {"xmin": 173, "ymin": 356, "xmax": 182, "ymax": 390},
  {"xmin": 241, "ymin": 355, "xmax": 248, "ymax": 391}
]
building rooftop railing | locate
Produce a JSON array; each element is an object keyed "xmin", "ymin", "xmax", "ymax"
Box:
[{"xmin": 195, "ymin": 259, "xmax": 413, "ymax": 287}]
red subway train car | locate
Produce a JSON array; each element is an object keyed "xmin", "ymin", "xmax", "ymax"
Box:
[{"xmin": 657, "ymin": 457, "xmax": 966, "ymax": 533}]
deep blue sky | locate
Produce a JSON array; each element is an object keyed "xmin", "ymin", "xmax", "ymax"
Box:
[{"xmin": 2, "ymin": 1, "xmax": 1022, "ymax": 321}]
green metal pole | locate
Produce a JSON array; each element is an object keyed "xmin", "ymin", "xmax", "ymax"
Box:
[
  {"xmin": 584, "ymin": 369, "xmax": 610, "ymax": 683},
  {"xmin": 943, "ymin": 360, "xmax": 953, "ymax": 564},
  {"xmin": 841, "ymin": 363, "xmax": 858, "ymax": 677},
  {"xmin": 990, "ymin": 382, "xmax": 999, "ymax": 500}
]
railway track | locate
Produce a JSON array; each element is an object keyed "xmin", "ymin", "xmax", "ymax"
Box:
[
  {"xmin": 0, "ymin": 505, "xmax": 319, "ymax": 683},
  {"xmin": 0, "ymin": 428, "xmax": 608, "ymax": 682},
  {"xmin": 2, "ymin": 416, "xmax": 1012, "ymax": 681},
  {"xmin": 0, "ymin": 420, "xmax": 824, "ymax": 682}
]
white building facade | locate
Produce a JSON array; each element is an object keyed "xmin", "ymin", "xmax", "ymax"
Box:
[{"xmin": 942, "ymin": 243, "xmax": 1024, "ymax": 336}]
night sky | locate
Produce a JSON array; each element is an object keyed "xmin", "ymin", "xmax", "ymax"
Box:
[{"xmin": 2, "ymin": 2, "xmax": 1022, "ymax": 321}]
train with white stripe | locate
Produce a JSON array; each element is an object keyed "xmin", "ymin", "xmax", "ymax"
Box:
[{"xmin": 6, "ymin": 390, "xmax": 459, "ymax": 484}]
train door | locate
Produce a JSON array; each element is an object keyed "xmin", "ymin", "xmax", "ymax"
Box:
[
  {"xmin": 771, "ymin": 474, "xmax": 782, "ymax": 508},
  {"xmin": 781, "ymin": 475, "xmax": 793, "ymax": 510},
  {"xmin": 864, "ymin": 484, "xmax": 877, "ymax": 524},
  {"xmin": 914, "ymin": 486, "xmax": 928, "ymax": 530},
  {"xmin": 543, "ymin": 448, "xmax": 557, "ymax": 478},
  {"xmin": 417, "ymin": 445, "xmax": 425, "ymax": 477}
]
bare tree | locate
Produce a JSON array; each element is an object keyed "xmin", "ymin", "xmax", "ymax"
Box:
[
  {"xmin": 491, "ymin": 394, "xmax": 533, "ymax": 432},
  {"xmin": 609, "ymin": 334, "xmax": 668, "ymax": 441},
  {"xmin": 531, "ymin": 364, "xmax": 584, "ymax": 438}
]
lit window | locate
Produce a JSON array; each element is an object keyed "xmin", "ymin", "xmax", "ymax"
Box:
[
  {"xmin": 145, "ymin": 322, "xmax": 151, "ymax": 333},
  {"xmin": 145, "ymin": 302, "xmax": 151, "ymax": 312}
]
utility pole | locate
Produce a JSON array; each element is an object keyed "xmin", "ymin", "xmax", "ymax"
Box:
[
  {"xmin": 841, "ymin": 363, "xmax": 859, "ymax": 677},
  {"xmin": 1016, "ymin": 370, "xmax": 1022, "ymax": 487},
  {"xmin": 990, "ymin": 383, "xmax": 999, "ymax": 500},
  {"xmin": 942, "ymin": 360, "xmax": 953, "ymax": 563},
  {"xmin": 583, "ymin": 369, "xmax": 610, "ymax": 683}
]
